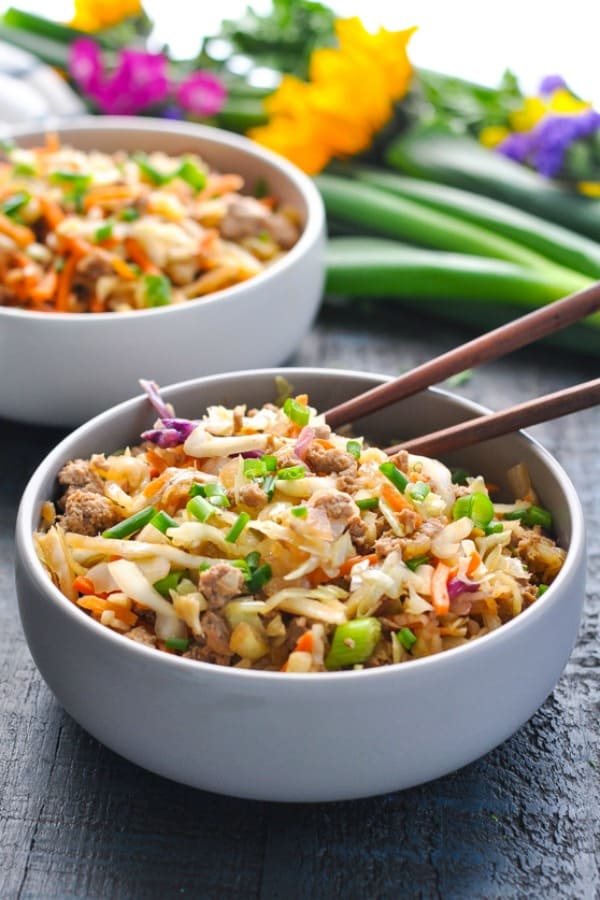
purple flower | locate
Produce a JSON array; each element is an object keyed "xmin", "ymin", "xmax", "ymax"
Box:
[
  {"xmin": 530, "ymin": 110, "xmax": 600, "ymax": 177},
  {"xmin": 497, "ymin": 131, "xmax": 535, "ymax": 164},
  {"xmin": 70, "ymin": 39, "xmax": 170, "ymax": 115},
  {"xmin": 177, "ymin": 71, "xmax": 227, "ymax": 117},
  {"xmin": 538, "ymin": 74, "xmax": 567, "ymax": 97}
]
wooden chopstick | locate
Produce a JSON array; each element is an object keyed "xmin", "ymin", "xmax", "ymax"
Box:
[
  {"xmin": 386, "ymin": 377, "xmax": 600, "ymax": 457},
  {"xmin": 324, "ymin": 281, "xmax": 600, "ymax": 429}
]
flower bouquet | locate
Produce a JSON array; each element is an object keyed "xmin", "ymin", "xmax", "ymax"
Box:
[{"xmin": 1, "ymin": 0, "xmax": 599, "ymax": 353}]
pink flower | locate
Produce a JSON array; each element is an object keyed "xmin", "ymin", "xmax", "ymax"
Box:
[
  {"xmin": 70, "ymin": 38, "xmax": 170, "ymax": 115},
  {"xmin": 69, "ymin": 39, "xmax": 227, "ymax": 119},
  {"xmin": 176, "ymin": 71, "xmax": 227, "ymax": 117}
]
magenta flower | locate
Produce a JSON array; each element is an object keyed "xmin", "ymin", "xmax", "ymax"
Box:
[
  {"xmin": 176, "ymin": 71, "xmax": 227, "ymax": 117},
  {"xmin": 70, "ymin": 39, "xmax": 170, "ymax": 115}
]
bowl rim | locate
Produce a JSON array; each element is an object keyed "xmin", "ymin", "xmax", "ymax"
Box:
[
  {"xmin": 16, "ymin": 365, "xmax": 586, "ymax": 686},
  {"xmin": 0, "ymin": 116, "xmax": 325, "ymax": 323}
]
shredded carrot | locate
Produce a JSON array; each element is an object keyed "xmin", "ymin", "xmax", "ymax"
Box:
[
  {"xmin": 294, "ymin": 631, "xmax": 314, "ymax": 654},
  {"xmin": 313, "ymin": 438, "xmax": 335, "ymax": 450},
  {"xmin": 307, "ymin": 567, "xmax": 330, "ymax": 587},
  {"xmin": 77, "ymin": 594, "xmax": 138, "ymax": 626},
  {"xmin": 89, "ymin": 293, "xmax": 106, "ymax": 313},
  {"xmin": 431, "ymin": 562, "xmax": 453, "ymax": 616},
  {"xmin": 73, "ymin": 575, "xmax": 95, "ymax": 594},
  {"xmin": 60, "ymin": 234, "xmax": 94, "ymax": 259},
  {"xmin": 109, "ymin": 254, "xmax": 137, "ymax": 281},
  {"xmin": 55, "ymin": 253, "xmax": 77, "ymax": 312},
  {"xmin": 295, "ymin": 394, "xmax": 309, "ymax": 406},
  {"xmin": 381, "ymin": 482, "xmax": 412, "ymax": 514},
  {"xmin": 124, "ymin": 236, "xmax": 159, "ymax": 274},
  {"xmin": 44, "ymin": 132, "xmax": 60, "ymax": 153},
  {"xmin": 0, "ymin": 213, "xmax": 34, "ymax": 248},
  {"xmin": 83, "ymin": 184, "xmax": 139, "ymax": 212},
  {"xmin": 467, "ymin": 551, "xmax": 482, "ymax": 576},
  {"xmin": 29, "ymin": 269, "xmax": 58, "ymax": 303},
  {"xmin": 338, "ymin": 552, "xmax": 378, "ymax": 577},
  {"xmin": 38, "ymin": 194, "xmax": 65, "ymax": 229}
]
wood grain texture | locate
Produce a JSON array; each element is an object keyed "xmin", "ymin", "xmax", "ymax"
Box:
[{"xmin": 0, "ymin": 303, "xmax": 598, "ymax": 900}]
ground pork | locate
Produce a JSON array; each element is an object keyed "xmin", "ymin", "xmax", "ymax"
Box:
[
  {"xmin": 183, "ymin": 611, "xmax": 234, "ymax": 665},
  {"xmin": 238, "ymin": 483, "xmax": 268, "ymax": 508},
  {"xmin": 124, "ymin": 625, "xmax": 157, "ymax": 647},
  {"xmin": 57, "ymin": 458, "xmax": 104, "ymax": 508},
  {"xmin": 304, "ymin": 443, "xmax": 358, "ymax": 475},
  {"xmin": 59, "ymin": 489, "xmax": 121, "ymax": 536},
  {"xmin": 199, "ymin": 563, "xmax": 245, "ymax": 609}
]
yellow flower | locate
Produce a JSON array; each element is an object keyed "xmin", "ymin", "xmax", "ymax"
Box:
[
  {"xmin": 577, "ymin": 181, "xmax": 600, "ymax": 197},
  {"xmin": 70, "ymin": 0, "xmax": 143, "ymax": 32},
  {"xmin": 508, "ymin": 97, "xmax": 547, "ymax": 132},
  {"xmin": 549, "ymin": 88, "xmax": 590, "ymax": 114},
  {"xmin": 479, "ymin": 125, "xmax": 510, "ymax": 148},
  {"xmin": 249, "ymin": 17, "xmax": 415, "ymax": 174}
]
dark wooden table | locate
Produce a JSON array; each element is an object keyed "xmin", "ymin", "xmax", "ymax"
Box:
[{"xmin": 1, "ymin": 302, "xmax": 598, "ymax": 900}]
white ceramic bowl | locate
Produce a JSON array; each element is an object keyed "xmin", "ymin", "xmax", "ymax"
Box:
[
  {"xmin": 0, "ymin": 118, "xmax": 325, "ymax": 426},
  {"xmin": 15, "ymin": 368, "xmax": 586, "ymax": 802}
]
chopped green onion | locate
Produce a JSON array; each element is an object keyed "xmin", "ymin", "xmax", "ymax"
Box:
[
  {"xmin": 2, "ymin": 191, "xmax": 29, "ymax": 216},
  {"xmin": 187, "ymin": 495, "xmax": 215, "ymax": 523},
  {"xmin": 254, "ymin": 176, "xmax": 269, "ymax": 198},
  {"xmin": 452, "ymin": 491, "xmax": 494, "ymax": 529},
  {"xmin": 190, "ymin": 482, "xmax": 230, "ymax": 507},
  {"xmin": 291, "ymin": 505, "xmax": 308, "ymax": 517},
  {"xmin": 451, "ymin": 468, "xmax": 470, "ymax": 485},
  {"xmin": 50, "ymin": 171, "xmax": 92, "ymax": 190},
  {"xmin": 245, "ymin": 551, "xmax": 261, "ymax": 570},
  {"xmin": 134, "ymin": 153, "xmax": 172, "ymax": 185},
  {"xmin": 324, "ymin": 617, "xmax": 382, "ymax": 670},
  {"xmin": 119, "ymin": 206, "xmax": 140, "ymax": 222},
  {"xmin": 226, "ymin": 511, "xmax": 251, "ymax": 543},
  {"xmin": 277, "ymin": 464, "xmax": 306, "ymax": 480},
  {"xmin": 12, "ymin": 162, "xmax": 36, "ymax": 177},
  {"xmin": 396, "ymin": 627, "xmax": 417, "ymax": 650},
  {"xmin": 143, "ymin": 273, "xmax": 172, "ymax": 307},
  {"xmin": 54, "ymin": 257, "xmax": 65, "ymax": 273},
  {"xmin": 176, "ymin": 158, "xmax": 207, "ymax": 191},
  {"xmin": 153, "ymin": 571, "xmax": 184, "ymax": 595},
  {"xmin": 246, "ymin": 563, "xmax": 272, "ymax": 593},
  {"xmin": 356, "ymin": 497, "xmax": 379, "ymax": 510},
  {"xmin": 346, "ymin": 440, "xmax": 361, "ymax": 460},
  {"xmin": 405, "ymin": 555, "xmax": 430, "ymax": 571},
  {"xmin": 283, "ymin": 397, "xmax": 310, "ymax": 426},
  {"xmin": 165, "ymin": 637, "xmax": 190, "ymax": 652},
  {"xmin": 503, "ymin": 505, "xmax": 553, "ymax": 530},
  {"xmin": 379, "ymin": 461, "xmax": 409, "ymax": 493},
  {"xmin": 262, "ymin": 473, "xmax": 277, "ymax": 500},
  {"xmin": 94, "ymin": 219, "xmax": 114, "ymax": 242},
  {"xmin": 407, "ymin": 482, "xmax": 430, "ymax": 502},
  {"xmin": 485, "ymin": 523, "xmax": 504, "ymax": 535},
  {"xmin": 150, "ymin": 510, "xmax": 178, "ymax": 534},
  {"xmin": 102, "ymin": 505, "xmax": 157, "ymax": 539},
  {"xmin": 262, "ymin": 455, "xmax": 278, "ymax": 471},
  {"xmin": 243, "ymin": 458, "xmax": 266, "ymax": 478},
  {"xmin": 538, "ymin": 584, "xmax": 549, "ymax": 596}
]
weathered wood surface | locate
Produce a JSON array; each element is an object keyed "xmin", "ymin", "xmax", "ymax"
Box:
[{"xmin": 1, "ymin": 302, "xmax": 598, "ymax": 900}]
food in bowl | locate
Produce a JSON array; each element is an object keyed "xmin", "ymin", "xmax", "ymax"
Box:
[
  {"xmin": 0, "ymin": 134, "xmax": 300, "ymax": 313},
  {"xmin": 34, "ymin": 380, "xmax": 566, "ymax": 673}
]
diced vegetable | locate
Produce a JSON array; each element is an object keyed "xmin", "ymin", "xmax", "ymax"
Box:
[
  {"xmin": 396, "ymin": 627, "xmax": 417, "ymax": 651},
  {"xmin": 187, "ymin": 496, "xmax": 215, "ymax": 523},
  {"xmin": 283, "ymin": 397, "xmax": 310, "ymax": 426},
  {"xmin": 324, "ymin": 617, "xmax": 382, "ymax": 670},
  {"xmin": 452, "ymin": 492, "xmax": 494, "ymax": 529},
  {"xmin": 379, "ymin": 461, "xmax": 409, "ymax": 493},
  {"xmin": 226, "ymin": 511, "xmax": 251, "ymax": 542},
  {"xmin": 150, "ymin": 510, "xmax": 179, "ymax": 534}
]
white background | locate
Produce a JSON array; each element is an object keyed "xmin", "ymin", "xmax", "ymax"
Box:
[{"xmin": 3, "ymin": 0, "xmax": 600, "ymax": 104}]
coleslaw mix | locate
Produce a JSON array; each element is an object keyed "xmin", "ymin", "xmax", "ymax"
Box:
[
  {"xmin": 0, "ymin": 134, "xmax": 300, "ymax": 313},
  {"xmin": 35, "ymin": 383, "xmax": 566, "ymax": 672}
]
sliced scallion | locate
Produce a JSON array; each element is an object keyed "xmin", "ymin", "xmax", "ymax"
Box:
[
  {"xmin": 176, "ymin": 158, "xmax": 207, "ymax": 191},
  {"xmin": 102, "ymin": 505, "xmax": 157, "ymax": 539},
  {"xmin": 94, "ymin": 219, "xmax": 114, "ymax": 242},
  {"xmin": 452, "ymin": 491, "xmax": 494, "ymax": 529},
  {"xmin": 187, "ymin": 495, "xmax": 214, "ymax": 523},
  {"xmin": 134, "ymin": 153, "xmax": 171, "ymax": 185},
  {"xmin": 346, "ymin": 440, "xmax": 361, "ymax": 460},
  {"xmin": 153, "ymin": 571, "xmax": 184, "ymax": 595},
  {"xmin": 226, "ymin": 511, "xmax": 251, "ymax": 543},
  {"xmin": 120, "ymin": 206, "xmax": 140, "ymax": 222},
  {"xmin": 291, "ymin": 505, "xmax": 308, "ymax": 517},
  {"xmin": 379, "ymin": 461, "xmax": 409, "ymax": 493},
  {"xmin": 143, "ymin": 273, "xmax": 171, "ymax": 307},
  {"xmin": 356, "ymin": 497, "xmax": 379, "ymax": 510},
  {"xmin": 277, "ymin": 464, "xmax": 306, "ymax": 480},
  {"xmin": 246, "ymin": 562, "xmax": 272, "ymax": 593},
  {"xmin": 405, "ymin": 555, "xmax": 430, "ymax": 571},
  {"xmin": 324, "ymin": 617, "xmax": 382, "ymax": 670},
  {"xmin": 283, "ymin": 397, "xmax": 310, "ymax": 426},
  {"xmin": 396, "ymin": 627, "xmax": 417, "ymax": 651},
  {"xmin": 150, "ymin": 510, "xmax": 178, "ymax": 534},
  {"xmin": 165, "ymin": 636, "xmax": 190, "ymax": 652},
  {"xmin": 2, "ymin": 191, "xmax": 29, "ymax": 217},
  {"xmin": 407, "ymin": 481, "xmax": 430, "ymax": 502}
]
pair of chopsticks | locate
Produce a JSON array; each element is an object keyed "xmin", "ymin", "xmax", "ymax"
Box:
[{"xmin": 324, "ymin": 282, "xmax": 600, "ymax": 456}]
